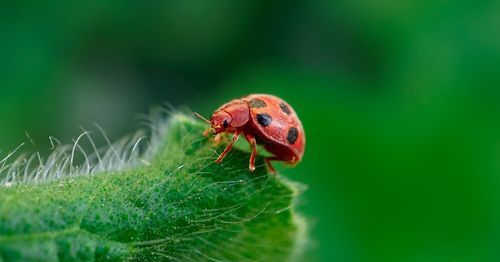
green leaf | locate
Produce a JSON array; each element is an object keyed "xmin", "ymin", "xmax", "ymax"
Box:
[{"xmin": 0, "ymin": 114, "xmax": 307, "ymax": 261}]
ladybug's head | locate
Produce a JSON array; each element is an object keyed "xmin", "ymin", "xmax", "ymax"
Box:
[
  {"xmin": 193, "ymin": 111, "xmax": 232, "ymax": 137},
  {"xmin": 209, "ymin": 110, "xmax": 232, "ymax": 134}
]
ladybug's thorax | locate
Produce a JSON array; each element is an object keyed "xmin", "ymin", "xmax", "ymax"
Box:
[{"xmin": 212, "ymin": 99, "xmax": 250, "ymax": 133}]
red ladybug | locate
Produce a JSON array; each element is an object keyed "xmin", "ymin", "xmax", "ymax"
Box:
[{"xmin": 195, "ymin": 94, "xmax": 305, "ymax": 173}]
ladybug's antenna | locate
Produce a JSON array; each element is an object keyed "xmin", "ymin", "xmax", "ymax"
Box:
[{"xmin": 193, "ymin": 112, "xmax": 210, "ymax": 124}]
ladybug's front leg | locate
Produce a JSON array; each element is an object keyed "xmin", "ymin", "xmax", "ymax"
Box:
[
  {"xmin": 244, "ymin": 133, "xmax": 257, "ymax": 172},
  {"xmin": 215, "ymin": 131, "xmax": 240, "ymax": 164}
]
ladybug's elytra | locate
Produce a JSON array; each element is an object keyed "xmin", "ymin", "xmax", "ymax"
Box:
[{"xmin": 195, "ymin": 94, "xmax": 305, "ymax": 173}]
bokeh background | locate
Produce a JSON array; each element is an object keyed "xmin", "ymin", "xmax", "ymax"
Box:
[{"xmin": 1, "ymin": 1, "xmax": 500, "ymax": 261}]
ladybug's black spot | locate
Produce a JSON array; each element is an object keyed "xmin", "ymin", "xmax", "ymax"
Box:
[
  {"xmin": 279, "ymin": 102, "xmax": 291, "ymax": 115},
  {"xmin": 256, "ymin": 113, "xmax": 273, "ymax": 127},
  {"xmin": 250, "ymin": 99, "xmax": 267, "ymax": 108},
  {"xmin": 287, "ymin": 127, "xmax": 299, "ymax": 144}
]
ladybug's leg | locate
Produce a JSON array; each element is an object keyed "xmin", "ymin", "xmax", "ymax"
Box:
[
  {"xmin": 215, "ymin": 131, "xmax": 240, "ymax": 164},
  {"xmin": 265, "ymin": 156, "xmax": 282, "ymax": 174},
  {"xmin": 244, "ymin": 133, "xmax": 257, "ymax": 172}
]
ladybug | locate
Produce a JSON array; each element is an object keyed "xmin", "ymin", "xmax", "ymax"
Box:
[{"xmin": 194, "ymin": 94, "xmax": 305, "ymax": 173}]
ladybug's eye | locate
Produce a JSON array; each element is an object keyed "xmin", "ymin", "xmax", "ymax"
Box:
[{"xmin": 223, "ymin": 119, "xmax": 229, "ymax": 128}]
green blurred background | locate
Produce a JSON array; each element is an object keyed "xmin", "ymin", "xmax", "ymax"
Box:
[{"xmin": 1, "ymin": 1, "xmax": 500, "ymax": 261}]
